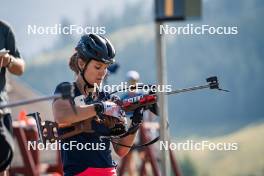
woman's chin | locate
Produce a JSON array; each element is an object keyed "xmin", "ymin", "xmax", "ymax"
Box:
[{"xmin": 94, "ymin": 81, "xmax": 102, "ymax": 86}]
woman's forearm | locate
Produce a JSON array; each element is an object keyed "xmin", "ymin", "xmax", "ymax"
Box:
[
  {"xmin": 113, "ymin": 132, "xmax": 138, "ymax": 158},
  {"xmin": 53, "ymin": 100, "xmax": 97, "ymax": 124}
]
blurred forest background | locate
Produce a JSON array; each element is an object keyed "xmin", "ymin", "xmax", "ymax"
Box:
[{"xmin": 1, "ymin": 0, "xmax": 263, "ymax": 175}]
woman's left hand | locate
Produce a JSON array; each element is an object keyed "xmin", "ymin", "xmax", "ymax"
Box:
[{"xmin": 103, "ymin": 115, "xmax": 127, "ymax": 128}]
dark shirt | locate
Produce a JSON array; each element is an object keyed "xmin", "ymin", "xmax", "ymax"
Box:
[
  {"xmin": 0, "ymin": 20, "xmax": 21, "ymax": 113},
  {"xmin": 54, "ymin": 82, "xmax": 116, "ymax": 176}
]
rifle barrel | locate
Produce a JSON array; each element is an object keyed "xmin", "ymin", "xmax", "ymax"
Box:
[
  {"xmin": 0, "ymin": 94, "xmax": 61, "ymax": 109},
  {"xmin": 166, "ymin": 84, "xmax": 213, "ymax": 95}
]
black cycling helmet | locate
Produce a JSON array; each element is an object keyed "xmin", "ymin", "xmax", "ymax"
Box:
[
  {"xmin": 75, "ymin": 34, "xmax": 115, "ymax": 64},
  {"xmin": 75, "ymin": 34, "xmax": 116, "ymax": 91}
]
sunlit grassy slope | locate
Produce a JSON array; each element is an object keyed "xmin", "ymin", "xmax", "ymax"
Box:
[{"xmin": 175, "ymin": 123, "xmax": 264, "ymax": 176}]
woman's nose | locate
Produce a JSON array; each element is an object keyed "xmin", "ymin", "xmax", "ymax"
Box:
[{"xmin": 98, "ymin": 69, "xmax": 106, "ymax": 77}]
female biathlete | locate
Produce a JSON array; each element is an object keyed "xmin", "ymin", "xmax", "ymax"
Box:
[{"xmin": 52, "ymin": 34, "xmax": 143, "ymax": 176}]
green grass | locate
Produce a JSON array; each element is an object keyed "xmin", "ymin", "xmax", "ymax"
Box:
[{"xmin": 175, "ymin": 123, "xmax": 264, "ymax": 176}]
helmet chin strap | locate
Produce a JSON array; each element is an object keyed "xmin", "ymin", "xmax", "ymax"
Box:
[{"xmin": 77, "ymin": 59, "xmax": 94, "ymax": 95}]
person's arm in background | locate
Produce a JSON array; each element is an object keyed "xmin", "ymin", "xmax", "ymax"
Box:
[
  {"xmin": 0, "ymin": 25, "xmax": 25, "ymax": 75},
  {"xmin": 0, "ymin": 53, "xmax": 25, "ymax": 75}
]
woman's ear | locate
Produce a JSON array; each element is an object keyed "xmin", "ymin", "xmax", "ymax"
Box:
[{"xmin": 77, "ymin": 59, "xmax": 85, "ymax": 70}]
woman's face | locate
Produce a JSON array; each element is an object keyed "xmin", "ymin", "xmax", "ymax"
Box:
[{"xmin": 79, "ymin": 59, "xmax": 108, "ymax": 86}]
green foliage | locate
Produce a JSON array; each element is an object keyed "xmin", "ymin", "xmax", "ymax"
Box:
[{"xmin": 179, "ymin": 155, "xmax": 198, "ymax": 176}]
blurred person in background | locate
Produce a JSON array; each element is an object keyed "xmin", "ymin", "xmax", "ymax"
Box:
[{"xmin": 0, "ymin": 20, "xmax": 25, "ymax": 176}]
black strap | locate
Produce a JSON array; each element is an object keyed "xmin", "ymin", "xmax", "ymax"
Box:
[
  {"xmin": 81, "ymin": 61, "xmax": 93, "ymax": 93},
  {"xmin": 91, "ymin": 123, "xmax": 160, "ymax": 149},
  {"xmin": 110, "ymin": 136, "xmax": 160, "ymax": 149},
  {"xmin": 76, "ymin": 57, "xmax": 94, "ymax": 94}
]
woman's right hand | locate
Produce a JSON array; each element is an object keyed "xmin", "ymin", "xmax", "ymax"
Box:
[{"xmin": 98, "ymin": 101, "xmax": 122, "ymax": 118}]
